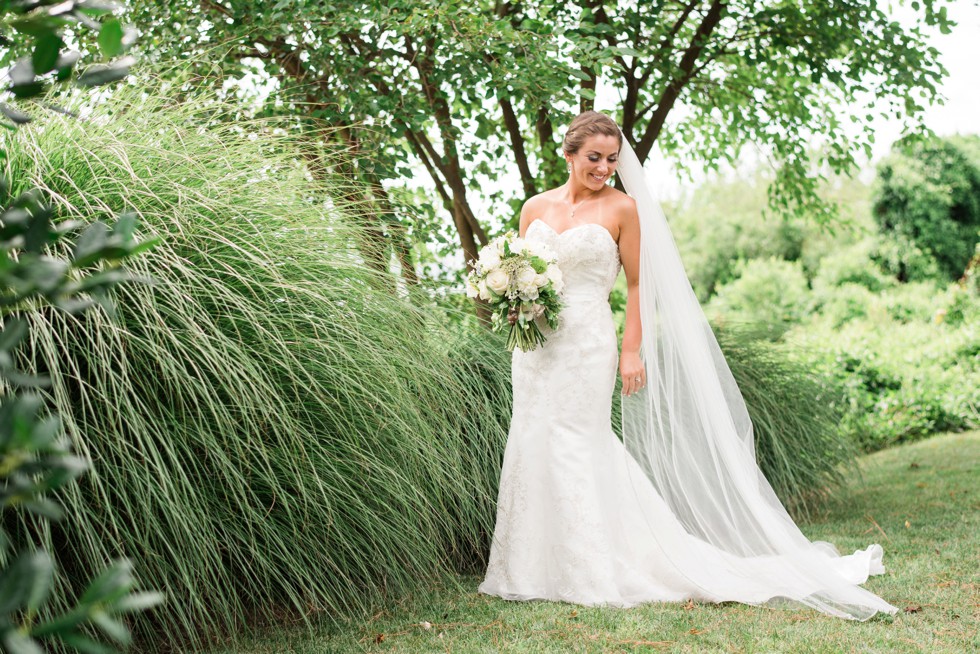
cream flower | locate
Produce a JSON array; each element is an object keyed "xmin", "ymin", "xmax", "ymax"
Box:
[
  {"xmin": 479, "ymin": 247, "xmax": 501, "ymax": 270},
  {"xmin": 486, "ymin": 269, "xmax": 510, "ymax": 295},
  {"xmin": 477, "ymin": 279, "xmax": 491, "ymax": 300}
]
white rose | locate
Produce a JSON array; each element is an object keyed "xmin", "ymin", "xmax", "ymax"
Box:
[
  {"xmin": 486, "ymin": 269, "xmax": 510, "ymax": 295},
  {"xmin": 510, "ymin": 237, "xmax": 528, "ymax": 254},
  {"xmin": 479, "ymin": 248, "xmax": 501, "ymax": 270},
  {"xmin": 465, "ymin": 276, "xmax": 479, "ymax": 298},
  {"xmin": 517, "ymin": 265, "xmax": 536, "ymax": 286},
  {"xmin": 477, "ymin": 279, "xmax": 491, "ymax": 300},
  {"xmin": 533, "ymin": 273, "xmax": 548, "ymax": 288}
]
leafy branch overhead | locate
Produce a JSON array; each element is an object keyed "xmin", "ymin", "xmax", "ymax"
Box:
[{"xmin": 130, "ymin": 0, "xmax": 954, "ymax": 280}]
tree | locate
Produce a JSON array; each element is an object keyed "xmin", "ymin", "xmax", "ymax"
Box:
[
  {"xmin": 126, "ymin": 0, "xmax": 954, "ymax": 280},
  {"xmin": 872, "ymin": 135, "xmax": 980, "ymax": 281}
]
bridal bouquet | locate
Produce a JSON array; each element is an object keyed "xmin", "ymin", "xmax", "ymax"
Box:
[{"xmin": 466, "ymin": 231, "xmax": 564, "ymax": 352}]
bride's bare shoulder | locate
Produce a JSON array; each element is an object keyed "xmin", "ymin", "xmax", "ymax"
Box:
[
  {"xmin": 602, "ymin": 187, "xmax": 638, "ymax": 230},
  {"xmin": 603, "ymin": 186, "xmax": 636, "ymax": 212},
  {"xmin": 519, "ymin": 190, "xmax": 562, "ymax": 231}
]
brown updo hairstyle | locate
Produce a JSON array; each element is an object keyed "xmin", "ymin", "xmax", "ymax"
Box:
[{"xmin": 562, "ymin": 111, "xmax": 623, "ymax": 155}]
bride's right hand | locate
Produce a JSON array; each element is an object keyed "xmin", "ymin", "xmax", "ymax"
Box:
[{"xmin": 620, "ymin": 350, "xmax": 646, "ymax": 396}]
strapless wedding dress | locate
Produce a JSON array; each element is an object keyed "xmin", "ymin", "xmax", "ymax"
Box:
[{"xmin": 478, "ymin": 219, "xmax": 897, "ymax": 617}]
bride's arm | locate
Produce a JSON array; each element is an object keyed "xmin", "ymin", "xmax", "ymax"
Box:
[{"xmin": 618, "ymin": 198, "xmax": 645, "ymax": 396}]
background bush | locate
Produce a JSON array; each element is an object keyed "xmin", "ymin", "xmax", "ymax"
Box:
[
  {"xmin": 705, "ymin": 257, "xmax": 811, "ymax": 340},
  {"xmin": 674, "ymin": 135, "xmax": 980, "ymax": 454},
  {"xmin": 872, "ymin": 135, "xmax": 980, "ymax": 281}
]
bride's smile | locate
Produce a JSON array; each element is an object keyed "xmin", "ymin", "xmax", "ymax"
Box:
[{"xmin": 566, "ymin": 133, "xmax": 620, "ymax": 194}]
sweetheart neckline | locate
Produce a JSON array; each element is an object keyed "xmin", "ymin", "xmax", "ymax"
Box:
[{"xmin": 527, "ymin": 220, "xmax": 618, "ymax": 248}]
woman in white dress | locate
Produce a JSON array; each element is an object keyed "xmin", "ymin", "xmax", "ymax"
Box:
[{"xmin": 477, "ymin": 111, "xmax": 898, "ymax": 620}]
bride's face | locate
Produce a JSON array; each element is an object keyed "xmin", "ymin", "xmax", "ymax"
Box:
[{"xmin": 566, "ymin": 134, "xmax": 621, "ymax": 191}]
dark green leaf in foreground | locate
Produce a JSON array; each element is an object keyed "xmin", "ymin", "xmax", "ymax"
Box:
[{"xmin": 75, "ymin": 56, "xmax": 135, "ymax": 87}]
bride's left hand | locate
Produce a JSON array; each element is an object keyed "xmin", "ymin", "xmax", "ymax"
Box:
[{"xmin": 620, "ymin": 350, "xmax": 646, "ymax": 396}]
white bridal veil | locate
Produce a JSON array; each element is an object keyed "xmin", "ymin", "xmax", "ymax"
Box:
[{"xmin": 617, "ymin": 136, "xmax": 899, "ymax": 620}]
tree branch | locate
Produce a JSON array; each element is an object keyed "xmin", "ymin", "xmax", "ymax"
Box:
[{"xmin": 636, "ymin": 0, "xmax": 728, "ymax": 162}]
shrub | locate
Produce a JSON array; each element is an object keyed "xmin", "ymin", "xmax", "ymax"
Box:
[
  {"xmin": 870, "ymin": 232, "xmax": 944, "ymax": 282},
  {"xmin": 812, "ymin": 282, "xmax": 876, "ymax": 328},
  {"xmin": 790, "ymin": 304, "xmax": 980, "ymax": 452},
  {"xmin": 811, "ymin": 238, "xmax": 894, "ymax": 293},
  {"xmin": 706, "ymin": 257, "xmax": 811, "ymax": 340},
  {"xmin": 872, "ymin": 135, "xmax": 980, "ymax": 281},
  {"xmin": 4, "ymin": 90, "xmax": 511, "ymax": 649}
]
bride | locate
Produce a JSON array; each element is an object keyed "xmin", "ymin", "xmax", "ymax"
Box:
[{"xmin": 477, "ymin": 111, "xmax": 898, "ymax": 620}]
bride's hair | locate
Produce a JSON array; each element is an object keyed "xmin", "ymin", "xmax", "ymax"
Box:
[{"xmin": 562, "ymin": 111, "xmax": 623, "ymax": 155}]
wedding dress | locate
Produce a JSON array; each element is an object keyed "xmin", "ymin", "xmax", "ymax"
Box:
[{"xmin": 477, "ymin": 213, "xmax": 899, "ymax": 619}]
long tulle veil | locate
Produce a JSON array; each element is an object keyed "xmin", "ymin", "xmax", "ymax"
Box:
[{"xmin": 617, "ymin": 136, "xmax": 898, "ymax": 620}]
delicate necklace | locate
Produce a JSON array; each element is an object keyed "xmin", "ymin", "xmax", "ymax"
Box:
[{"xmin": 568, "ymin": 193, "xmax": 591, "ymax": 219}]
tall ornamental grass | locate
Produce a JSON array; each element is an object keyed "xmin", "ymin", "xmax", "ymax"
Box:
[
  {"xmin": 715, "ymin": 328, "xmax": 856, "ymax": 518},
  {"xmin": 3, "ymin": 91, "xmax": 511, "ymax": 649}
]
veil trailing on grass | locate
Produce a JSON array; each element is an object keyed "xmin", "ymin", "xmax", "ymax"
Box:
[{"xmin": 617, "ymin": 136, "xmax": 899, "ymax": 620}]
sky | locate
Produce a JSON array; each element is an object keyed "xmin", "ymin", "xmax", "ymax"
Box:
[{"xmin": 641, "ymin": 0, "xmax": 980, "ymax": 202}]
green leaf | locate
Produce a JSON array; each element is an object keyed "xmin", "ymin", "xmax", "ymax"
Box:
[
  {"xmin": 76, "ymin": 57, "xmax": 134, "ymax": 88},
  {"xmin": 79, "ymin": 560, "xmax": 134, "ymax": 605},
  {"xmin": 0, "ymin": 317, "xmax": 29, "ymax": 352},
  {"xmin": 9, "ymin": 82, "xmax": 46, "ymax": 99},
  {"xmin": 24, "ymin": 550, "xmax": 54, "ymax": 612},
  {"xmin": 76, "ymin": 0, "xmax": 122, "ymax": 16},
  {"xmin": 613, "ymin": 46, "xmax": 642, "ymax": 57},
  {"xmin": 0, "ymin": 630, "xmax": 44, "ymax": 654},
  {"xmin": 72, "ymin": 221, "xmax": 109, "ymax": 266},
  {"xmin": 109, "ymin": 211, "xmax": 137, "ymax": 242},
  {"xmin": 19, "ymin": 498, "xmax": 65, "ymax": 521},
  {"xmin": 9, "ymin": 59, "xmax": 35, "ymax": 86},
  {"xmin": 98, "ymin": 19, "xmax": 124, "ymax": 58},
  {"xmin": 57, "ymin": 633, "xmax": 116, "ymax": 654},
  {"xmin": 112, "ymin": 591, "xmax": 165, "ymax": 613},
  {"xmin": 0, "ymin": 550, "xmax": 53, "ymax": 614},
  {"xmin": 32, "ymin": 31, "xmax": 63, "ymax": 75},
  {"xmin": 90, "ymin": 611, "xmax": 131, "ymax": 645},
  {"xmin": 0, "ymin": 103, "xmax": 32, "ymax": 125}
]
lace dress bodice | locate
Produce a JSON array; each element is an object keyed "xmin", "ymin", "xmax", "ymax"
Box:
[{"xmin": 525, "ymin": 220, "xmax": 620, "ymax": 304}]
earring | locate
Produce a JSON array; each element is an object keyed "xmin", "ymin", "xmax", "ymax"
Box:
[{"xmin": 566, "ymin": 163, "xmax": 572, "ymax": 173}]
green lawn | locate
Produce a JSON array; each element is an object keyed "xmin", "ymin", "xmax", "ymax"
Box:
[{"xmin": 217, "ymin": 431, "xmax": 979, "ymax": 653}]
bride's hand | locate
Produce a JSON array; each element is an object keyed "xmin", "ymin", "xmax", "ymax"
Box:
[{"xmin": 620, "ymin": 350, "xmax": 646, "ymax": 396}]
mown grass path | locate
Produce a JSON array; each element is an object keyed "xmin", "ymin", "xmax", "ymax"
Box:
[{"xmin": 221, "ymin": 431, "xmax": 979, "ymax": 653}]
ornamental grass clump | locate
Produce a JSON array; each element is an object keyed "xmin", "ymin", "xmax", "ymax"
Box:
[
  {"xmin": 714, "ymin": 328, "xmax": 856, "ymax": 519},
  {"xmin": 2, "ymin": 89, "xmax": 510, "ymax": 650}
]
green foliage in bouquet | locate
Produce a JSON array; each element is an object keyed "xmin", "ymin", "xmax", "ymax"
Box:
[{"xmin": 3, "ymin": 84, "xmax": 513, "ymax": 649}]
